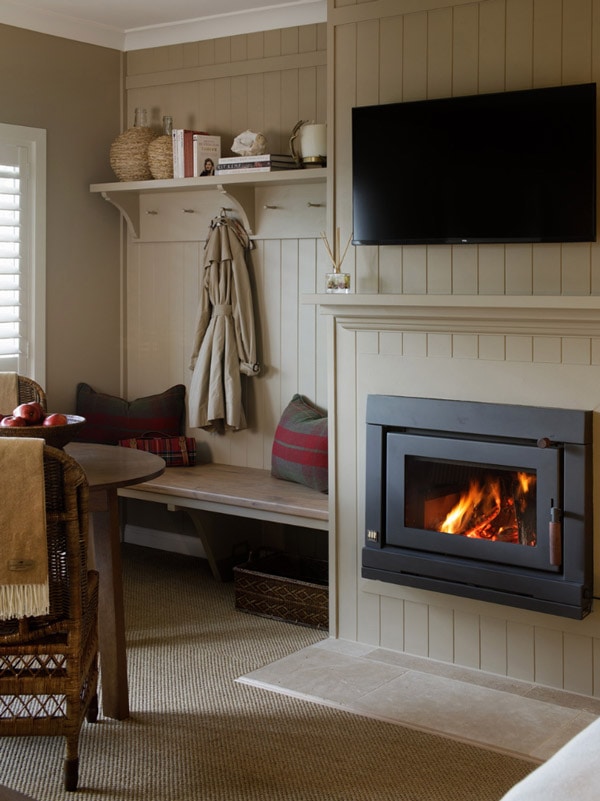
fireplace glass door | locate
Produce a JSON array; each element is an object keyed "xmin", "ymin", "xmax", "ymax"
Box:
[{"xmin": 386, "ymin": 433, "xmax": 561, "ymax": 572}]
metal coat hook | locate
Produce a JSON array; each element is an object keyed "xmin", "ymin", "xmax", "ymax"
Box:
[
  {"xmin": 145, "ymin": 210, "xmax": 158, "ymax": 215},
  {"xmin": 307, "ymin": 202, "xmax": 325, "ymax": 207},
  {"xmin": 263, "ymin": 204, "xmax": 279, "ymax": 210},
  {"xmin": 182, "ymin": 208, "xmax": 195, "ymax": 214}
]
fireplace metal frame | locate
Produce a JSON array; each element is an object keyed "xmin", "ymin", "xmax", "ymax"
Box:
[{"xmin": 362, "ymin": 395, "xmax": 593, "ymax": 619}]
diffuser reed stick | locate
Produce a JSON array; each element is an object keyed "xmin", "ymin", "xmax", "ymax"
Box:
[{"xmin": 320, "ymin": 228, "xmax": 352, "ymax": 273}]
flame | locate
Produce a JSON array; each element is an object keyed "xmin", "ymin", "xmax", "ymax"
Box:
[
  {"xmin": 440, "ymin": 478, "xmax": 501, "ymax": 535},
  {"xmin": 436, "ymin": 471, "xmax": 536, "ymax": 543},
  {"xmin": 517, "ymin": 471, "xmax": 534, "ymax": 494}
]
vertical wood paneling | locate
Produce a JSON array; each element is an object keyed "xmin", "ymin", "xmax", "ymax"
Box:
[
  {"xmin": 379, "ymin": 246, "xmax": 403, "ymax": 293},
  {"xmin": 452, "ymin": 246, "xmax": 478, "ymax": 293},
  {"xmin": 561, "ymin": 244, "xmax": 592, "ymax": 294},
  {"xmin": 427, "ymin": 8, "xmax": 453, "ymax": 99},
  {"xmin": 380, "ymin": 595, "xmax": 405, "ymax": 651},
  {"xmin": 337, "ymin": 324, "xmax": 359, "ymax": 641},
  {"xmin": 230, "ymin": 75, "xmax": 249, "ymax": 137},
  {"xmin": 534, "ymin": 626, "xmax": 564, "ymax": 688},
  {"xmin": 563, "ymin": 632, "xmax": 594, "ymax": 694},
  {"xmin": 452, "ymin": 3, "xmax": 480, "ymax": 96},
  {"xmin": 454, "ymin": 610, "xmax": 480, "ymax": 668},
  {"xmin": 334, "ymin": 23, "xmax": 357, "ymax": 257},
  {"xmin": 403, "ymin": 246, "xmax": 427, "ymax": 293},
  {"xmin": 561, "ymin": 0, "xmax": 593, "ymax": 84},
  {"xmin": 380, "ymin": 16, "xmax": 403, "ymax": 103},
  {"xmin": 280, "ymin": 240, "xmax": 301, "ymax": 402},
  {"xmin": 507, "ymin": 621, "xmax": 535, "ymax": 680},
  {"xmin": 404, "ymin": 600, "xmax": 429, "ymax": 656},
  {"xmin": 478, "ymin": 245, "xmax": 506, "ymax": 294},
  {"xmin": 480, "ymin": 616, "xmax": 507, "ymax": 675},
  {"xmin": 478, "ymin": 0, "xmax": 506, "ymax": 93},
  {"xmin": 402, "ymin": 12, "xmax": 428, "ymax": 101},
  {"xmin": 246, "ymin": 73, "xmax": 265, "ymax": 133},
  {"xmin": 505, "ymin": 0, "xmax": 534, "ymax": 90},
  {"xmin": 427, "ymin": 245, "xmax": 452, "ymax": 294},
  {"xmin": 428, "ymin": 604, "xmax": 454, "ymax": 662},
  {"xmin": 356, "ymin": 19, "xmax": 380, "ymax": 104},
  {"xmin": 532, "ymin": 244, "xmax": 561, "ymax": 294},
  {"xmin": 532, "ymin": 0, "xmax": 562, "ymax": 87},
  {"xmin": 505, "ymin": 245, "xmax": 533, "ymax": 294}
]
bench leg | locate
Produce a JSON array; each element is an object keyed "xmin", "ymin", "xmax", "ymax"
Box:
[{"xmin": 181, "ymin": 509, "xmax": 259, "ymax": 581}]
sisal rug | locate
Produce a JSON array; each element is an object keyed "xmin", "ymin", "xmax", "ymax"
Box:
[{"xmin": 0, "ymin": 545, "xmax": 534, "ymax": 800}]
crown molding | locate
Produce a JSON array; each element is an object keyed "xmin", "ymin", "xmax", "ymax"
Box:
[{"xmin": 0, "ymin": 0, "xmax": 326, "ymax": 51}]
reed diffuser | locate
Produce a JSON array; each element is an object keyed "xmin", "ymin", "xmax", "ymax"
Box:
[{"xmin": 321, "ymin": 227, "xmax": 352, "ymax": 293}]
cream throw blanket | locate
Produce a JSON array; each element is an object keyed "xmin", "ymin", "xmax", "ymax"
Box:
[
  {"xmin": 0, "ymin": 437, "xmax": 49, "ymax": 620},
  {"xmin": 0, "ymin": 371, "xmax": 18, "ymax": 416}
]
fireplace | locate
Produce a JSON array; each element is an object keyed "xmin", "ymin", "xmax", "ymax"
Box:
[{"xmin": 362, "ymin": 395, "xmax": 593, "ymax": 619}]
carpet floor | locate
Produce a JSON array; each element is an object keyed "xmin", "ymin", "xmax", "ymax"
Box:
[{"xmin": 0, "ymin": 545, "xmax": 535, "ymax": 800}]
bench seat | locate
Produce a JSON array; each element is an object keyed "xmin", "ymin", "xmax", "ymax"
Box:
[{"xmin": 118, "ymin": 462, "xmax": 329, "ymax": 580}]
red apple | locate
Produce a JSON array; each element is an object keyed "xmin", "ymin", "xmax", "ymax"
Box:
[
  {"xmin": 43, "ymin": 413, "xmax": 68, "ymax": 427},
  {"xmin": 1, "ymin": 415, "xmax": 28, "ymax": 427},
  {"xmin": 13, "ymin": 401, "xmax": 44, "ymax": 424}
]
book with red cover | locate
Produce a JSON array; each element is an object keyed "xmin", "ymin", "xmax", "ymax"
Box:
[{"xmin": 172, "ymin": 129, "xmax": 209, "ymax": 178}]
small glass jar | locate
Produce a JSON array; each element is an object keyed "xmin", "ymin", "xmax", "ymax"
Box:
[
  {"xmin": 134, "ymin": 107, "xmax": 149, "ymax": 128},
  {"xmin": 326, "ymin": 272, "xmax": 351, "ymax": 293}
]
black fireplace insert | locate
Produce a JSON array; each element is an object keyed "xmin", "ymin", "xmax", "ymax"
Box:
[{"xmin": 362, "ymin": 396, "xmax": 593, "ymax": 619}]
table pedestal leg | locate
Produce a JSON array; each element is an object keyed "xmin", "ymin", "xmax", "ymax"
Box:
[{"xmin": 89, "ymin": 488, "xmax": 129, "ymax": 720}]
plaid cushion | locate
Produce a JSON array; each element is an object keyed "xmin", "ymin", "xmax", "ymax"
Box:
[
  {"xmin": 75, "ymin": 383, "xmax": 186, "ymax": 445},
  {"xmin": 271, "ymin": 394, "xmax": 328, "ymax": 492}
]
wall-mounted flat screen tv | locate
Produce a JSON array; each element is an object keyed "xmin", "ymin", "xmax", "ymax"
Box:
[{"xmin": 352, "ymin": 83, "xmax": 596, "ymax": 246}]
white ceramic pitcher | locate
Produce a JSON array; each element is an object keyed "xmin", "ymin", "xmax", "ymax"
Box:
[{"xmin": 289, "ymin": 121, "xmax": 327, "ymax": 167}]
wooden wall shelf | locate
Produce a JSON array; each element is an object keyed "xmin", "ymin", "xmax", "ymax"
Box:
[{"xmin": 90, "ymin": 169, "xmax": 328, "ymax": 240}]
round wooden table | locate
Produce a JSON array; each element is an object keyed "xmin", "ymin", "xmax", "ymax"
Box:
[{"xmin": 65, "ymin": 442, "xmax": 165, "ymax": 720}]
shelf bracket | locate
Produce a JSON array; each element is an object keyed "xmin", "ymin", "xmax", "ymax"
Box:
[
  {"xmin": 101, "ymin": 191, "xmax": 141, "ymax": 239},
  {"xmin": 216, "ymin": 184, "xmax": 255, "ymax": 236}
]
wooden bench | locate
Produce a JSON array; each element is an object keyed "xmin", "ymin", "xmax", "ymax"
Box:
[{"xmin": 117, "ymin": 462, "xmax": 329, "ymax": 580}]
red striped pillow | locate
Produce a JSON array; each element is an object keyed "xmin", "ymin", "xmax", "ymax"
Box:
[{"xmin": 271, "ymin": 395, "xmax": 328, "ymax": 492}]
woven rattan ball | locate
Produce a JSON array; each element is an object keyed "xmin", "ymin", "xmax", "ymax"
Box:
[
  {"xmin": 110, "ymin": 125, "xmax": 158, "ymax": 182},
  {"xmin": 148, "ymin": 135, "xmax": 174, "ymax": 180}
]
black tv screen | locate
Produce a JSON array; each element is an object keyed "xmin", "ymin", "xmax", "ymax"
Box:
[{"xmin": 352, "ymin": 83, "xmax": 597, "ymax": 246}]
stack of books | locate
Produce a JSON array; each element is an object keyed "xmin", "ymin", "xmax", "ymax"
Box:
[
  {"xmin": 216, "ymin": 154, "xmax": 298, "ymax": 175},
  {"xmin": 172, "ymin": 130, "xmax": 221, "ymax": 178}
]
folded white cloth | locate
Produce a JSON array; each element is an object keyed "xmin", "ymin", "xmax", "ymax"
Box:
[
  {"xmin": 0, "ymin": 371, "xmax": 18, "ymax": 416},
  {"xmin": 0, "ymin": 437, "xmax": 48, "ymax": 620}
]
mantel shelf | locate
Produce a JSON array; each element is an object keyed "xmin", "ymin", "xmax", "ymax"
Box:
[
  {"xmin": 302, "ymin": 294, "xmax": 600, "ymax": 337},
  {"xmin": 90, "ymin": 168, "xmax": 328, "ymax": 239}
]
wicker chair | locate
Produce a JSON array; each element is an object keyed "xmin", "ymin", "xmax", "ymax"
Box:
[
  {"xmin": 16, "ymin": 375, "xmax": 47, "ymax": 410},
  {"xmin": 0, "ymin": 446, "xmax": 99, "ymax": 792}
]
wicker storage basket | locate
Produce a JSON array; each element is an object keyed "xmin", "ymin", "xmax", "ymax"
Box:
[{"xmin": 234, "ymin": 552, "xmax": 328, "ymax": 630}]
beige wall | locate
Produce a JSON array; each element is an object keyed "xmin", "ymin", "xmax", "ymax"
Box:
[{"xmin": 0, "ymin": 25, "xmax": 122, "ymax": 412}]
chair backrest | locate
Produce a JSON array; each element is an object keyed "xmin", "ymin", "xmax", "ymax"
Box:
[
  {"xmin": 0, "ymin": 444, "xmax": 89, "ymax": 642},
  {"xmin": 17, "ymin": 375, "xmax": 47, "ymax": 410}
]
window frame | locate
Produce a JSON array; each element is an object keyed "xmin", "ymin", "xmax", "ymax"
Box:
[{"xmin": 0, "ymin": 122, "xmax": 46, "ymax": 384}]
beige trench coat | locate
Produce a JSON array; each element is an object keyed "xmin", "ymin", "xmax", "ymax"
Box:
[{"xmin": 188, "ymin": 218, "xmax": 259, "ymax": 433}]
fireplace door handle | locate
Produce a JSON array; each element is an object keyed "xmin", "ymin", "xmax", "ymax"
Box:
[{"xmin": 549, "ymin": 505, "xmax": 562, "ymax": 566}]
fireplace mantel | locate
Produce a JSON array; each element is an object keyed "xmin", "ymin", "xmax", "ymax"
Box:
[{"xmin": 303, "ymin": 294, "xmax": 600, "ymax": 337}]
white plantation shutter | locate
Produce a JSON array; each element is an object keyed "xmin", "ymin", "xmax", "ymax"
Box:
[{"xmin": 0, "ymin": 125, "xmax": 45, "ymax": 381}]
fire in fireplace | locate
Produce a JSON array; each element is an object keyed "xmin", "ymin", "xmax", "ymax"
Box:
[{"xmin": 362, "ymin": 396, "xmax": 593, "ymax": 619}]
